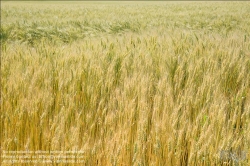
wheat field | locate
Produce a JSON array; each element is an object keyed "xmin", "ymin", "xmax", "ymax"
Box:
[{"xmin": 1, "ymin": 1, "xmax": 250, "ymax": 165}]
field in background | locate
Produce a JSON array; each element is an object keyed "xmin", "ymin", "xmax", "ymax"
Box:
[{"xmin": 1, "ymin": 1, "xmax": 250, "ymax": 165}]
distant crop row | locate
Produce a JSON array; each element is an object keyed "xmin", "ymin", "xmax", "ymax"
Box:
[{"xmin": 1, "ymin": 2, "xmax": 250, "ymax": 45}]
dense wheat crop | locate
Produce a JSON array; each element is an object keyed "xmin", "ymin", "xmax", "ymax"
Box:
[{"xmin": 1, "ymin": 1, "xmax": 250, "ymax": 165}]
